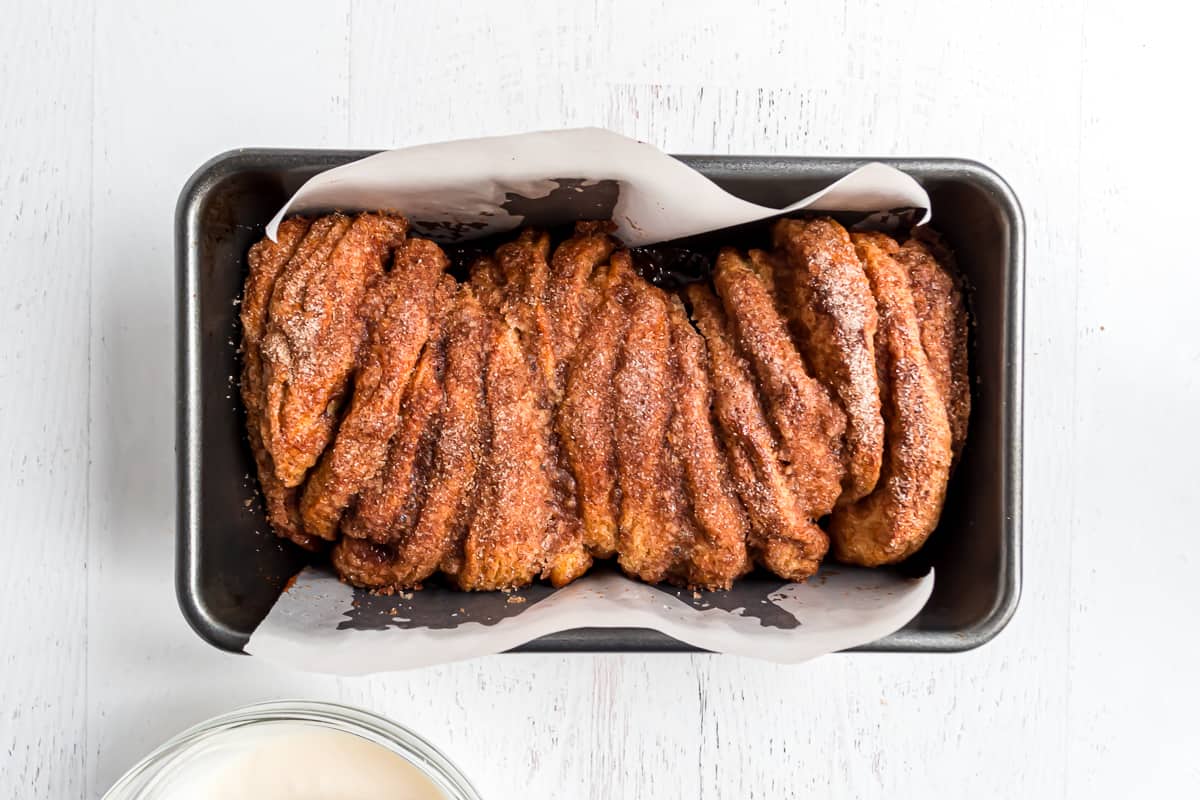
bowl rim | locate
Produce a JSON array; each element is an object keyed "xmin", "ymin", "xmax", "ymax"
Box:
[{"xmin": 102, "ymin": 699, "xmax": 482, "ymax": 799}]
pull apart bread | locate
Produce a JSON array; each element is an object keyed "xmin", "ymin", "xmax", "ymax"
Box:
[
  {"xmin": 246, "ymin": 215, "xmax": 969, "ymax": 591},
  {"xmin": 828, "ymin": 234, "xmax": 953, "ymax": 566}
]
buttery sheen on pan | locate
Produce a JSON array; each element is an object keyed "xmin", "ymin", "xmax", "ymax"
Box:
[{"xmin": 241, "ymin": 216, "xmax": 969, "ymax": 591}]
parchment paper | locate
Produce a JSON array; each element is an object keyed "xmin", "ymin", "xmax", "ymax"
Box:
[
  {"xmin": 268, "ymin": 128, "xmax": 929, "ymax": 246},
  {"xmin": 248, "ymin": 567, "xmax": 932, "ymax": 674}
]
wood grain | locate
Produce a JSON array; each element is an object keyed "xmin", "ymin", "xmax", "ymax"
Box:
[
  {"xmin": 84, "ymin": 0, "xmax": 352, "ymax": 792},
  {"xmin": 1068, "ymin": 3, "xmax": 1200, "ymax": 795},
  {"xmin": 0, "ymin": 0, "xmax": 1197, "ymax": 797},
  {"xmin": 0, "ymin": 2, "xmax": 93, "ymax": 797}
]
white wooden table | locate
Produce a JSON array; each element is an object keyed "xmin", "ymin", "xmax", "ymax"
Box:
[{"xmin": 3, "ymin": 1, "xmax": 1197, "ymax": 796}]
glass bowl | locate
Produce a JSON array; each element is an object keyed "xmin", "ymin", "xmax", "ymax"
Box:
[{"xmin": 102, "ymin": 700, "xmax": 482, "ymax": 799}]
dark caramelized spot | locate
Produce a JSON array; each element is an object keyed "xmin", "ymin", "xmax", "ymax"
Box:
[{"xmin": 629, "ymin": 246, "xmax": 713, "ymax": 288}]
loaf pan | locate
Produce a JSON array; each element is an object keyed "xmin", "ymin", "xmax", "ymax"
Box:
[{"xmin": 176, "ymin": 149, "xmax": 1023, "ymax": 654}]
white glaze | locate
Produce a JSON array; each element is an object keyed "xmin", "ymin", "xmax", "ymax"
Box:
[{"xmin": 153, "ymin": 724, "xmax": 445, "ymax": 800}]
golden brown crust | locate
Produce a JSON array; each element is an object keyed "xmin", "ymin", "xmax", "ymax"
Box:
[
  {"xmin": 771, "ymin": 218, "xmax": 883, "ymax": 503},
  {"xmin": 342, "ymin": 275, "xmax": 456, "ymax": 544},
  {"xmin": 261, "ymin": 213, "xmax": 408, "ymax": 487},
  {"xmin": 334, "ymin": 288, "xmax": 492, "ymax": 590},
  {"xmin": 894, "ymin": 231, "xmax": 970, "ymax": 463},
  {"xmin": 558, "ymin": 257, "xmax": 635, "ymax": 559},
  {"xmin": 613, "ymin": 277, "xmax": 687, "ymax": 584},
  {"xmin": 666, "ymin": 296, "xmax": 752, "ymax": 589},
  {"xmin": 495, "ymin": 230, "xmax": 557, "ymax": 388},
  {"xmin": 240, "ymin": 217, "xmax": 324, "ymax": 550},
  {"xmin": 403, "ymin": 288, "xmax": 492, "ymax": 587},
  {"xmin": 546, "ymin": 221, "xmax": 617, "ymax": 394},
  {"xmin": 491, "ymin": 230, "xmax": 591, "ymax": 587},
  {"xmin": 468, "ymin": 255, "xmax": 507, "ymax": 313},
  {"xmin": 330, "ymin": 536, "xmax": 399, "ymax": 591},
  {"xmin": 542, "ymin": 459, "xmax": 592, "ymax": 589},
  {"xmin": 259, "ymin": 215, "xmax": 351, "ymax": 486},
  {"xmin": 455, "ymin": 318, "xmax": 555, "ymax": 590},
  {"xmin": 829, "ymin": 234, "xmax": 952, "ymax": 566},
  {"xmin": 685, "ymin": 284, "xmax": 828, "ymax": 581},
  {"xmin": 713, "ymin": 247, "xmax": 846, "ymax": 517},
  {"xmin": 299, "ymin": 237, "xmax": 448, "ymax": 540}
]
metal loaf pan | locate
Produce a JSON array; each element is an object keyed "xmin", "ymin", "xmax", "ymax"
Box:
[{"xmin": 177, "ymin": 150, "xmax": 1023, "ymax": 654}]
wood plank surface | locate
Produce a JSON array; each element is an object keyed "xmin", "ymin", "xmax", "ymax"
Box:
[{"xmin": 0, "ymin": 1, "xmax": 1195, "ymax": 797}]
